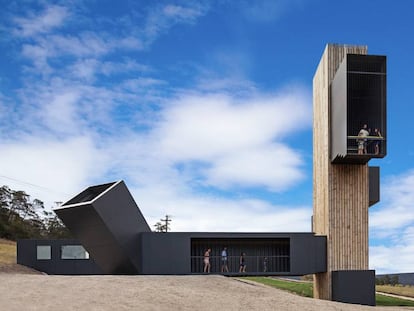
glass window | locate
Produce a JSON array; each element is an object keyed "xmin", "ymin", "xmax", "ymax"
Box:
[
  {"xmin": 37, "ymin": 245, "xmax": 51, "ymax": 260},
  {"xmin": 61, "ymin": 245, "xmax": 89, "ymax": 259}
]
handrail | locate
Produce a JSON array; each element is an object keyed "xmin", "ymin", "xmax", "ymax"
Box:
[
  {"xmin": 347, "ymin": 136, "xmax": 385, "ymax": 140},
  {"xmin": 191, "ymin": 255, "xmax": 290, "ymax": 274}
]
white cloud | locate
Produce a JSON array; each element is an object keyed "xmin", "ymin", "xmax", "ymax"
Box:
[
  {"xmin": 157, "ymin": 90, "xmax": 310, "ymax": 160},
  {"xmin": 0, "ymin": 136, "xmax": 105, "ymax": 209},
  {"xmin": 370, "ymin": 226, "xmax": 414, "ymax": 274},
  {"xmin": 131, "ymin": 183, "xmax": 311, "ymax": 232},
  {"xmin": 369, "ymin": 169, "xmax": 414, "ymax": 273},
  {"xmin": 370, "ymin": 169, "xmax": 414, "ymax": 231},
  {"xmin": 69, "ymin": 59, "xmax": 99, "ymax": 82},
  {"xmin": 40, "ymin": 91, "xmax": 81, "ymax": 135},
  {"xmin": 204, "ymin": 144, "xmax": 304, "ymax": 191},
  {"xmin": 153, "ymin": 88, "xmax": 310, "ymax": 190},
  {"xmin": 13, "ymin": 5, "xmax": 68, "ymax": 37}
]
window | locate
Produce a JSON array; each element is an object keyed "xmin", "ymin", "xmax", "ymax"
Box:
[
  {"xmin": 61, "ymin": 245, "xmax": 89, "ymax": 259},
  {"xmin": 37, "ymin": 245, "xmax": 51, "ymax": 260}
]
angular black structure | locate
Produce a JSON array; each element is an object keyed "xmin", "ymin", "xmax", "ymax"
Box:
[
  {"xmin": 331, "ymin": 54, "xmax": 387, "ymax": 164},
  {"xmin": 53, "ymin": 181, "xmax": 151, "ymax": 274}
]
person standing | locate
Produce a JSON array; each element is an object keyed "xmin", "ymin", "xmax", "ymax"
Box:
[
  {"xmin": 239, "ymin": 252, "xmax": 246, "ymax": 273},
  {"xmin": 374, "ymin": 128, "xmax": 382, "ymax": 155},
  {"xmin": 221, "ymin": 247, "xmax": 229, "ymax": 273},
  {"xmin": 203, "ymin": 248, "xmax": 211, "ymax": 273},
  {"xmin": 358, "ymin": 124, "xmax": 370, "ymax": 154}
]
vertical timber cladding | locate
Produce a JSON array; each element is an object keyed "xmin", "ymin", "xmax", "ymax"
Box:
[{"xmin": 313, "ymin": 44, "xmax": 368, "ymax": 300}]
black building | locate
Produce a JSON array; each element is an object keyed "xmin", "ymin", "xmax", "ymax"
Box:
[{"xmin": 18, "ymin": 181, "xmax": 326, "ymax": 276}]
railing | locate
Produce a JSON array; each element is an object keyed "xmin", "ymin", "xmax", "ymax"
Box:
[
  {"xmin": 347, "ymin": 136, "xmax": 385, "ymax": 154},
  {"xmin": 191, "ymin": 255, "xmax": 290, "ymax": 274}
]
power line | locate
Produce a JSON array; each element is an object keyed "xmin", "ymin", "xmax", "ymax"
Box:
[{"xmin": 0, "ymin": 174, "xmax": 70, "ymax": 197}]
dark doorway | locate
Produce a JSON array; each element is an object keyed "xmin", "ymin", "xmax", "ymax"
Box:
[{"xmin": 191, "ymin": 238, "xmax": 290, "ymax": 274}]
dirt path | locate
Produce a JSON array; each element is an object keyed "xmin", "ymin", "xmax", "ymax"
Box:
[{"xmin": 0, "ymin": 275, "xmax": 412, "ymax": 311}]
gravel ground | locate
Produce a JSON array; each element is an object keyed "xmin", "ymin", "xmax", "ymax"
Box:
[{"xmin": 1, "ymin": 274, "xmax": 413, "ymax": 311}]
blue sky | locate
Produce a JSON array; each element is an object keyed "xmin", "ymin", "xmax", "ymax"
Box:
[{"xmin": 0, "ymin": 0, "xmax": 413, "ymax": 274}]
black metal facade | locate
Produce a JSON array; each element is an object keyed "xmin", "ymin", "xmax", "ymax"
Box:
[
  {"xmin": 331, "ymin": 54, "xmax": 387, "ymax": 164},
  {"xmin": 18, "ymin": 233, "xmax": 326, "ymax": 276},
  {"xmin": 17, "ymin": 181, "xmax": 326, "ymax": 277},
  {"xmin": 17, "ymin": 239, "xmax": 103, "ymax": 275},
  {"xmin": 139, "ymin": 232, "xmax": 325, "ymax": 276},
  {"xmin": 332, "ymin": 270, "xmax": 376, "ymax": 306},
  {"xmin": 369, "ymin": 166, "xmax": 380, "ymax": 206}
]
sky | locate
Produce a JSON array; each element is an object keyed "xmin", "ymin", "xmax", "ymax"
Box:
[{"xmin": 0, "ymin": 0, "xmax": 413, "ymax": 275}]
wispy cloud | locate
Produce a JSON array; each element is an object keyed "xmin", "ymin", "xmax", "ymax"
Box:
[
  {"xmin": 10, "ymin": 2, "xmax": 207, "ymax": 80},
  {"xmin": 143, "ymin": 3, "xmax": 209, "ymax": 44},
  {"xmin": 13, "ymin": 5, "xmax": 68, "ymax": 37},
  {"xmin": 238, "ymin": 0, "xmax": 305, "ymax": 23}
]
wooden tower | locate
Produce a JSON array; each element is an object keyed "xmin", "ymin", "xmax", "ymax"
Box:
[{"xmin": 312, "ymin": 44, "xmax": 386, "ymax": 303}]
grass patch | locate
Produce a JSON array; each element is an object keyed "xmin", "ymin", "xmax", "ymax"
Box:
[
  {"xmin": 0, "ymin": 239, "xmax": 16, "ymax": 264},
  {"xmin": 377, "ymin": 285, "xmax": 414, "ymax": 298},
  {"xmin": 242, "ymin": 277, "xmax": 313, "ymax": 298},
  {"xmin": 376, "ymin": 294, "xmax": 414, "ymax": 307},
  {"xmin": 242, "ymin": 277, "xmax": 414, "ymax": 307}
]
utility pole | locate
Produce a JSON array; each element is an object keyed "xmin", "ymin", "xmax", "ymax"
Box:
[{"xmin": 160, "ymin": 215, "xmax": 172, "ymax": 232}]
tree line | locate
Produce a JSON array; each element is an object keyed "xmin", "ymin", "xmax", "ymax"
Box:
[
  {"xmin": 376, "ymin": 274, "xmax": 400, "ymax": 286},
  {"xmin": 0, "ymin": 185, "xmax": 72, "ymax": 240}
]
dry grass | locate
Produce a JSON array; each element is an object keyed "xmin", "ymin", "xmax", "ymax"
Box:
[
  {"xmin": 377, "ymin": 285, "xmax": 414, "ymax": 298},
  {"xmin": 0, "ymin": 238, "xmax": 40, "ymax": 274},
  {"xmin": 0, "ymin": 238, "xmax": 16, "ymax": 265}
]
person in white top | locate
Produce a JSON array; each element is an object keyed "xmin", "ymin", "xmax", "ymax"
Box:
[{"xmin": 358, "ymin": 124, "xmax": 370, "ymax": 154}]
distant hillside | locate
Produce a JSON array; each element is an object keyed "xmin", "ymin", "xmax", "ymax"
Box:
[{"xmin": 377, "ymin": 273, "xmax": 414, "ymax": 286}]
